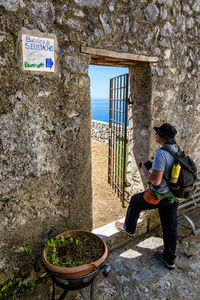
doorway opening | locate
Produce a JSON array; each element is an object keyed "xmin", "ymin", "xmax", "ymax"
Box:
[
  {"xmin": 89, "ymin": 65, "xmax": 128, "ymax": 229},
  {"xmin": 82, "ymin": 46, "xmax": 158, "ymax": 230}
]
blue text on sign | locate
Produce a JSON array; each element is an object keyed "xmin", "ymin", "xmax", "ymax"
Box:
[{"xmin": 25, "ymin": 36, "xmax": 54, "ymax": 52}]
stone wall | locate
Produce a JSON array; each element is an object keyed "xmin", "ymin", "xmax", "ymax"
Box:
[
  {"xmin": 0, "ymin": 0, "xmax": 199, "ymax": 287},
  {"xmin": 91, "ymin": 120, "xmax": 109, "ymax": 143}
]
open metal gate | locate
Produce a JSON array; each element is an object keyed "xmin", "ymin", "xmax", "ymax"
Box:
[{"xmin": 108, "ymin": 73, "xmax": 129, "ymax": 207}]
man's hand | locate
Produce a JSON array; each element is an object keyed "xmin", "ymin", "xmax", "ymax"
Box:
[{"xmin": 141, "ymin": 163, "xmax": 164, "ymax": 186}]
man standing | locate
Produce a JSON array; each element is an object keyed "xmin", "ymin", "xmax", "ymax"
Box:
[{"xmin": 115, "ymin": 123, "xmax": 181, "ymax": 269}]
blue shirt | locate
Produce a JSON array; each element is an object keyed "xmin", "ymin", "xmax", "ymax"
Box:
[{"xmin": 151, "ymin": 144, "xmax": 179, "ymax": 193}]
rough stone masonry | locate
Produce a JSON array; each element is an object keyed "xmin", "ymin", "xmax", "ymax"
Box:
[{"xmin": 0, "ymin": 0, "xmax": 199, "ymax": 285}]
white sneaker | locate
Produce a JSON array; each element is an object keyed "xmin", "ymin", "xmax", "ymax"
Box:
[{"xmin": 115, "ymin": 221, "xmax": 135, "ymax": 237}]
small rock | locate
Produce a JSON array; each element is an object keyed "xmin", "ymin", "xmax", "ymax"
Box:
[
  {"xmin": 180, "ymin": 289, "xmax": 192, "ymax": 296},
  {"xmin": 65, "ymin": 56, "xmax": 88, "ymax": 72},
  {"xmin": 13, "ymin": 247, "xmax": 25, "ymax": 253},
  {"xmin": 66, "ymin": 19, "xmax": 81, "ymax": 30},
  {"xmin": 154, "ymin": 279, "xmax": 172, "ymax": 290},
  {"xmin": 30, "ymin": 0, "xmax": 55, "ymax": 22},
  {"xmin": 113, "ymin": 258, "xmax": 126, "ymax": 273},
  {"xmin": 122, "ymin": 285, "xmax": 131, "ymax": 296},
  {"xmin": 193, "ymin": 1, "xmax": 200, "ymax": 12},
  {"xmin": 108, "ymin": 2, "xmax": 115, "ymax": 11},
  {"xmin": 0, "ymin": 35, "xmax": 5, "ymax": 42},
  {"xmin": 97, "ymin": 279, "xmax": 117, "ymax": 300},
  {"xmin": 74, "ymin": 0, "xmax": 102, "ymax": 7},
  {"xmin": 161, "ymin": 22, "xmax": 174, "ymax": 37},
  {"xmin": 99, "ymin": 14, "xmax": 112, "ymax": 34},
  {"xmin": 116, "ymin": 275, "xmax": 130, "ymax": 284},
  {"xmin": 145, "ymin": 4, "xmax": 159, "ymax": 21},
  {"xmin": 160, "ymin": 7, "xmax": 167, "ymax": 20},
  {"xmin": 132, "ymin": 268, "xmax": 153, "ymax": 281},
  {"xmin": 0, "ymin": 0, "xmax": 25, "ymax": 11},
  {"xmin": 138, "ymin": 284, "xmax": 149, "ymax": 294},
  {"xmin": 0, "ymin": 56, "xmax": 6, "ymax": 66}
]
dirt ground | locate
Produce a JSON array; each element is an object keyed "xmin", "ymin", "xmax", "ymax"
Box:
[{"xmin": 91, "ymin": 138, "xmax": 127, "ymax": 229}]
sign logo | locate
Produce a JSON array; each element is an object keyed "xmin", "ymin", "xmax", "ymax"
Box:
[{"xmin": 21, "ymin": 34, "xmax": 55, "ymax": 72}]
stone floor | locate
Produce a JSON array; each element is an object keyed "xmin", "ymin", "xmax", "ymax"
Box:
[
  {"xmin": 19, "ymin": 223, "xmax": 200, "ymax": 300},
  {"xmin": 93, "ymin": 229, "xmax": 200, "ymax": 300}
]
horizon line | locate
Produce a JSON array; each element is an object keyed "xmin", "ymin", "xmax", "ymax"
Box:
[{"xmin": 91, "ymin": 97, "xmax": 109, "ymax": 100}]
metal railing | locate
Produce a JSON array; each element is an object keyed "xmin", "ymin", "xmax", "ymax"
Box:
[{"xmin": 178, "ymin": 180, "xmax": 200, "ymax": 235}]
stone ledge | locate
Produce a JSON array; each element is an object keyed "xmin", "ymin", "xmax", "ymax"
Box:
[{"xmin": 93, "ymin": 216, "xmax": 148, "ymax": 250}]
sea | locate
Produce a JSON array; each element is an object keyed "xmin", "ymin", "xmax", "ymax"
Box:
[
  {"xmin": 91, "ymin": 99, "xmax": 109, "ymax": 123},
  {"xmin": 91, "ymin": 98, "xmax": 129, "ymax": 125}
]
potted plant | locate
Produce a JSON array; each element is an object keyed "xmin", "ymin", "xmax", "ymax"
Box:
[{"xmin": 42, "ymin": 230, "xmax": 108, "ymax": 281}]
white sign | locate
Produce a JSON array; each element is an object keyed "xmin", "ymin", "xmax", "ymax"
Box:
[{"xmin": 21, "ymin": 34, "xmax": 55, "ymax": 72}]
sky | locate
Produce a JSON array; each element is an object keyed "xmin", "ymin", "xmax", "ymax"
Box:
[{"xmin": 89, "ymin": 65, "xmax": 128, "ymax": 99}]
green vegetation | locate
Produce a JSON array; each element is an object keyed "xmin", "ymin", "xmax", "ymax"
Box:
[
  {"xmin": 0, "ymin": 198, "xmax": 10, "ymax": 214},
  {"xmin": 0, "ymin": 248, "xmax": 45, "ymax": 299},
  {"xmin": 0, "ymin": 276, "xmax": 48, "ymax": 299},
  {"xmin": 24, "ymin": 247, "xmax": 32, "ymax": 255},
  {"xmin": 0, "ymin": 198, "xmax": 10, "ymax": 203},
  {"xmin": 46, "ymin": 233, "xmax": 104, "ymax": 268},
  {"xmin": 0, "ymin": 278, "xmax": 25, "ymax": 299},
  {"xmin": 1, "ymin": 281, "xmax": 13, "ymax": 293}
]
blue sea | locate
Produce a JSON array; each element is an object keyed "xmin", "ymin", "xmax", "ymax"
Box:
[{"xmin": 91, "ymin": 99, "xmax": 109, "ymax": 123}]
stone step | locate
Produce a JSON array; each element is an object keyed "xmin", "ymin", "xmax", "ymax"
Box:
[{"xmin": 93, "ymin": 216, "xmax": 147, "ymax": 250}]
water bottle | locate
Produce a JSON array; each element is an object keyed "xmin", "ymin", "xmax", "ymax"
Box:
[{"xmin": 170, "ymin": 163, "xmax": 181, "ymax": 184}]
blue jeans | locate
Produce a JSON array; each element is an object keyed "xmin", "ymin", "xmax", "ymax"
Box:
[{"xmin": 124, "ymin": 191, "xmax": 179, "ymax": 260}]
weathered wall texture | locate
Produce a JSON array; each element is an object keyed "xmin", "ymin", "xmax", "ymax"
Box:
[
  {"xmin": 126, "ymin": 64, "xmax": 153, "ymax": 196},
  {"xmin": 0, "ymin": 0, "xmax": 199, "ymax": 284}
]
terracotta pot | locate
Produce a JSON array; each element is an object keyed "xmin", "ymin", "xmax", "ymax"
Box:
[{"xmin": 42, "ymin": 230, "xmax": 108, "ymax": 281}]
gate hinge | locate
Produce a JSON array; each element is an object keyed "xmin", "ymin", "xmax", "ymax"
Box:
[{"xmin": 127, "ymin": 98, "xmax": 133, "ymax": 104}]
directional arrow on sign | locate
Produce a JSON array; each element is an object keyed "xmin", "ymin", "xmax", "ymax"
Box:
[{"xmin": 46, "ymin": 58, "xmax": 54, "ymax": 69}]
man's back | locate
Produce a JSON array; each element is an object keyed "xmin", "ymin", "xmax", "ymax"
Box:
[{"xmin": 151, "ymin": 144, "xmax": 179, "ymax": 193}]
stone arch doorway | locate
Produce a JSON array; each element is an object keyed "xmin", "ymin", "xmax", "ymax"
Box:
[{"xmin": 82, "ymin": 47, "xmax": 158, "ymax": 229}]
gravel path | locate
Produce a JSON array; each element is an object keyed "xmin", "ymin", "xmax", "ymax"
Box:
[{"xmin": 92, "ymin": 138, "xmax": 126, "ymax": 229}]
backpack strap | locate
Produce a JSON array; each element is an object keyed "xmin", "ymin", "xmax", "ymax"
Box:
[
  {"xmin": 160, "ymin": 144, "xmax": 197, "ymax": 176},
  {"xmin": 158, "ymin": 144, "xmax": 180, "ymax": 187},
  {"xmin": 160, "ymin": 144, "xmax": 182, "ymax": 159}
]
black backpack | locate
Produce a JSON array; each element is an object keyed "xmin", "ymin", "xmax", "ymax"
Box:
[{"xmin": 161, "ymin": 144, "xmax": 197, "ymax": 199}]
